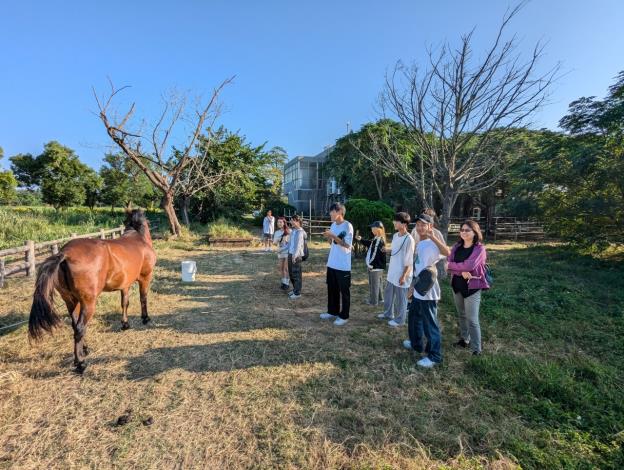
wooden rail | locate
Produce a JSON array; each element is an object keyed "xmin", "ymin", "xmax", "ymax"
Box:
[{"xmin": 0, "ymin": 226, "xmax": 128, "ymax": 287}]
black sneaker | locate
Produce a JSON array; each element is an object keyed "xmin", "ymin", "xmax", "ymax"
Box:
[
  {"xmin": 280, "ymin": 283, "xmax": 289, "ymax": 290},
  {"xmin": 472, "ymin": 351, "xmax": 481, "ymax": 356},
  {"xmin": 454, "ymin": 339, "xmax": 469, "ymax": 348}
]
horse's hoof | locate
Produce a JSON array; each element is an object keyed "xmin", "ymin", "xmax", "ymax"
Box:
[
  {"xmin": 142, "ymin": 316, "xmax": 151, "ymax": 325},
  {"xmin": 83, "ymin": 345, "xmax": 90, "ymax": 356},
  {"xmin": 75, "ymin": 362, "xmax": 87, "ymax": 374},
  {"xmin": 121, "ymin": 322, "xmax": 130, "ymax": 330}
]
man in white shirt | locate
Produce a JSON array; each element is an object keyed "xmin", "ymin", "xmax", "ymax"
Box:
[
  {"xmin": 379, "ymin": 212, "xmax": 415, "ymax": 327},
  {"xmin": 404, "ymin": 213, "xmax": 451, "ymax": 368},
  {"xmin": 320, "ymin": 202, "xmax": 353, "ymax": 326},
  {"xmin": 262, "ymin": 210, "xmax": 275, "ymax": 252}
]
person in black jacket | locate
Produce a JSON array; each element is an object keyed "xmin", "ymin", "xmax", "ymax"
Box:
[{"xmin": 356, "ymin": 221, "xmax": 387, "ymax": 306}]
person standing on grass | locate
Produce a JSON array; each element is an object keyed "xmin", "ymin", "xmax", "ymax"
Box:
[
  {"xmin": 273, "ymin": 217, "xmax": 290, "ymax": 290},
  {"xmin": 355, "ymin": 221, "xmax": 387, "ymax": 306},
  {"xmin": 411, "ymin": 207, "xmax": 447, "ymax": 279},
  {"xmin": 262, "ymin": 209, "xmax": 275, "ymax": 252},
  {"xmin": 379, "ymin": 212, "xmax": 415, "ymax": 327},
  {"xmin": 287, "ymin": 214, "xmax": 306, "ymax": 300},
  {"xmin": 404, "ymin": 213, "xmax": 450, "ymax": 368},
  {"xmin": 447, "ymin": 220, "xmax": 489, "ymax": 356},
  {"xmin": 320, "ymin": 202, "xmax": 354, "ymax": 326}
]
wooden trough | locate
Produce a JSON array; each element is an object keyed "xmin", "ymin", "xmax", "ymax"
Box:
[{"xmin": 206, "ymin": 237, "xmax": 256, "ymax": 248}]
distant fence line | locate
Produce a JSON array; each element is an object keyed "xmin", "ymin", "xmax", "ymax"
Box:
[
  {"xmin": 287, "ymin": 215, "xmax": 545, "ymax": 241},
  {"xmin": 0, "ymin": 219, "xmax": 160, "ymax": 288}
]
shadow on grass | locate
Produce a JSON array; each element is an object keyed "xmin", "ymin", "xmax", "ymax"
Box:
[{"xmin": 0, "ymin": 311, "xmax": 28, "ymax": 337}]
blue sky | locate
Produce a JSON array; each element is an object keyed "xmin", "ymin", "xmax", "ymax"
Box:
[{"xmin": 1, "ymin": 0, "xmax": 623, "ymax": 169}]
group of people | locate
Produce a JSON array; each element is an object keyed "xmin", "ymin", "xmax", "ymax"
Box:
[{"xmin": 261, "ymin": 203, "xmax": 490, "ymax": 368}]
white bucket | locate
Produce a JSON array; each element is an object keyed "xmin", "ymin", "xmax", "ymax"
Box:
[{"xmin": 181, "ymin": 260, "xmax": 197, "ymax": 282}]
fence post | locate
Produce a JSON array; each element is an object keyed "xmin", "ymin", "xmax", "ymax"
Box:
[
  {"xmin": 100, "ymin": 228, "xmax": 106, "ymax": 240},
  {"xmin": 0, "ymin": 258, "xmax": 5, "ymax": 288},
  {"xmin": 25, "ymin": 240, "xmax": 36, "ymax": 277}
]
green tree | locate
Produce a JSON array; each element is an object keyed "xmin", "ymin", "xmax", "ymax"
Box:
[
  {"xmin": 37, "ymin": 142, "xmax": 92, "ymax": 209},
  {"xmin": 191, "ymin": 129, "xmax": 284, "ymax": 222},
  {"xmin": 100, "ymin": 153, "xmax": 157, "ymax": 211},
  {"xmin": 10, "ymin": 153, "xmax": 43, "ymax": 189},
  {"xmin": 327, "ymin": 120, "xmax": 412, "ymax": 207},
  {"xmin": 0, "ymin": 150, "xmax": 17, "ymax": 204}
]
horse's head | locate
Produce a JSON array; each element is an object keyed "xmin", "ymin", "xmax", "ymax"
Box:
[{"xmin": 124, "ymin": 209, "xmax": 151, "ymax": 244}]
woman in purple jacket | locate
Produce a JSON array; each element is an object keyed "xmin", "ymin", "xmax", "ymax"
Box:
[{"xmin": 447, "ymin": 220, "xmax": 490, "ymax": 355}]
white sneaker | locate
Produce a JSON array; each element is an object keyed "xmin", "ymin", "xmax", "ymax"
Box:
[
  {"xmin": 289, "ymin": 293, "xmax": 301, "ymax": 300},
  {"xmin": 402, "ymin": 339, "xmax": 412, "ymax": 350},
  {"xmin": 417, "ymin": 357, "xmax": 437, "ymax": 368},
  {"xmin": 319, "ymin": 313, "xmax": 337, "ymax": 320},
  {"xmin": 333, "ymin": 318, "xmax": 348, "ymax": 326},
  {"xmin": 388, "ymin": 320, "xmax": 403, "ymax": 327},
  {"xmin": 287, "ymin": 291, "xmax": 294, "ymax": 296},
  {"xmin": 377, "ymin": 313, "xmax": 388, "ymax": 319}
]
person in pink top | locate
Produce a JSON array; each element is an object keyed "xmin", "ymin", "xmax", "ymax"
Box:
[{"xmin": 447, "ymin": 220, "xmax": 490, "ymax": 355}]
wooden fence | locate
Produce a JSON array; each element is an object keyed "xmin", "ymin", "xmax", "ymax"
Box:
[
  {"xmin": 1, "ymin": 226, "xmax": 128, "ymax": 288},
  {"xmin": 291, "ymin": 216, "xmax": 544, "ymax": 241}
]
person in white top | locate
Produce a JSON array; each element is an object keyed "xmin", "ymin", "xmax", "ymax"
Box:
[
  {"xmin": 404, "ymin": 213, "xmax": 451, "ymax": 368},
  {"xmin": 272, "ymin": 217, "xmax": 290, "ymax": 290},
  {"xmin": 262, "ymin": 210, "xmax": 275, "ymax": 252},
  {"xmin": 379, "ymin": 212, "xmax": 415, "ymax": 327},
  {"xmin": 410, "ymin": 208, "xmax": 447, "ymax": 279},
  {"xmin": 287, "ymin": 215, "xmax": 307, "ymax": 299},
  {"xmin": 320, "ymin": 202, "xmax": 353, "ymax": 326}
]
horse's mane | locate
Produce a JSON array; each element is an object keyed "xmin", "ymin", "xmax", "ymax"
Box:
[{"xmin": 124, "ymin": 210, "xmax": 148, "ymax": 235}]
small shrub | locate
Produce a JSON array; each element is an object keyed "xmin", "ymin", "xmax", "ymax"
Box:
[{"xmin": 207, "ymin": 217, "xmax": 253, "ymax": 239}]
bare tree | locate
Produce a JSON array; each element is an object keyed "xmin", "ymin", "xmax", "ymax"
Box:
[
  {"xmin": 359, "ymin": 3, "xmax": 558, "ymax": 238},
  {"xmin": 94, "ymin": 77, "xmax": 234, "ymax": 237}
]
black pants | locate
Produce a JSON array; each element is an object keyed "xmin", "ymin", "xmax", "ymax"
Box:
[
  {"xmin": 288, "ymin": 255, "xmax": 302, "ymax": 295},
  {"xmin": 326, "ymin": 267, "xmax": 351, "ymax": 319}
]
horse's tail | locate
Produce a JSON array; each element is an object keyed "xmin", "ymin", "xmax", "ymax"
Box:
[{"xmin": 28, "ymin": 252, "xmax": 66, "ymax": 340}]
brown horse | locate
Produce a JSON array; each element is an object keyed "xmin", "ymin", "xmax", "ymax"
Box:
[{"xmin": 28, "ymin": 210, "xmax": 157, "ymax": 373}]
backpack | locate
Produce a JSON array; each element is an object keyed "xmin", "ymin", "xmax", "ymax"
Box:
[
  {"xmin": 484, "ymin": 263, "xmax": 493, "ymax": 286},
  {"xmin": 301, "ymin": 237, "xmax": 309, "ymax": 261}
]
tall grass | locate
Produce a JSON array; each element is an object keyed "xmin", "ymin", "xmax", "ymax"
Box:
[
  {"xmin": 0, "ymin": 206, "xmax": 165, "ymax": 249},
  {"xmin": 207, "ymin": 217, "xmax": 254, "ymax": 239}
]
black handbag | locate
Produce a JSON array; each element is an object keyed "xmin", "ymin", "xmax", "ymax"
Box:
[{"xmin": 412, "ymin": 265, "xmax": 437, "ymax": 296}]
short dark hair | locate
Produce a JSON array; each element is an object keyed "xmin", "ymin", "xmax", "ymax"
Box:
[
  {"xmin": 329, "ymin": 202, "xmax": 345, "ymax": 216},
  {"xmin": 393, "ymin": 212, "xmax": 411, "ymax": 225},
  {"xmin": 291, "ymin": 214, "xmax": 301, "ymax": 223},
  {"xmin": 457, "ymin": 219, "xmax": 483, "ymax": 245}
]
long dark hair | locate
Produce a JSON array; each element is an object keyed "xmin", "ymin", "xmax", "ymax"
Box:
[
  {"xmin": 277, "ymin": 216, "xmax": 290, "ymax": 235},
  {"xmin": 456, "ymin": 219, "xmax": 483, "ymax": 246}
]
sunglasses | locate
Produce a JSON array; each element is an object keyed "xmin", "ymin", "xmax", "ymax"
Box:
[{"xmin": 460, "ymin": 228, "xmax": 473, "ymax": 233}]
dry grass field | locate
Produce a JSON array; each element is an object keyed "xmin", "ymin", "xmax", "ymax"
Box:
[{"xmin": 1, "ymin": 238, "xmax": 622, "ymax": 469}]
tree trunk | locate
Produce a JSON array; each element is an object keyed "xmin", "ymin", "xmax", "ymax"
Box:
[
  {"xmin": 161, "ymin": 192, "xmax": 182, "ymax": 237},
  {"xmin": 438, "ymin": 188, "xmax": 458, "ymax": 242},
  {"xmin": 181, "ymin": 195, "xmax": 191, "ymax": 226}
]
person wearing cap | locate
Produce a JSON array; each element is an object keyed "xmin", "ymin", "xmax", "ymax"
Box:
[
  {"xmin": 411, "ymin": 208, "xmax": 447, "ymax": 279},
  {"xmin": 404, "ymin": 213, "xmax": 451, "ymax": 368},
  {"xmin": 320, "ymin": 202, "xmax": 354, "ymax": 326},
  {"xmin": 379, "ymin": 212, "xmax": 415, "ymax": 327},
  {"xmin": 355, "ymin": 221, "xmax": 387, "ymax": 306}
]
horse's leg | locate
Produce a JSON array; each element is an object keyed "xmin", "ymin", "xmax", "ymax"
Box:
[
  {"xmin": 120, "ymin": 288, "xmax": 130, "ymax": 330},
  {"xmin": 138, "ymin": 275, "xmax": 153, "ymax": 325},
  {"xmin": 66, "ymin": 300, "xmax": 91, "ymax": 357},
  {"xmin": 74, "ymin": 299, "xmax": 95, "ymax": 374}
]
